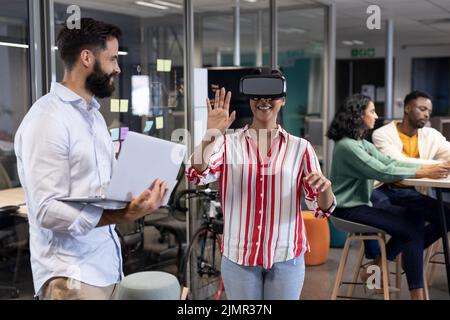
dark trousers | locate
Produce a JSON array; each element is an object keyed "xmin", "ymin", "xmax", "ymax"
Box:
[{"xmin": 333, "ymin": 187, "xmax": 450, "ymax": 290}]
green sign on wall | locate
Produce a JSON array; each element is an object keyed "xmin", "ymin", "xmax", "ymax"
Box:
[{"xmin": 351, "ymin": 48, "xmax": 376, "ymax": 58}]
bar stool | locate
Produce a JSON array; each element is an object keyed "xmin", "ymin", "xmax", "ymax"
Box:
[{"xmin": 330, "ymin": 216, "xmax": 402, "ymax": 300}]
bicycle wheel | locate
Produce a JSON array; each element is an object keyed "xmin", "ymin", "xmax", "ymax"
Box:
[{"xmin": 182, "ymin": 227, "xmax": 225, "ymax": 300}]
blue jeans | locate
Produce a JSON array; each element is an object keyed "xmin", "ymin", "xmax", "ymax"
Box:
[
  {"xmin": 335, "ymin": 187, "xmax": 450, "ymax": 290},
  {"xmin": 221, "ymin": 255, "xmax": 305, "ymax": 300},
  {"xmin": 364, "ymin": 189, "xmax": 405, "ymax": 259},
  {"xmin": 373, "ymin": 187, "xmax": 450, "ymax": 248}
]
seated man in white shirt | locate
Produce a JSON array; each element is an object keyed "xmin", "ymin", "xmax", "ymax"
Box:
[
  {"xmin": 371, "ymin": 90, "xmax": 450, "ymax": 208},
  {"xmin": 364, "ymin": 91, "xmax": 450, "ymax": 297},
  {"xmin": 372, "ymin": 90, "xmax": 450, "ymax": 165},
  {"xmin": 14, "ymin": 18, "xmax": 168, "ymax": 300}
]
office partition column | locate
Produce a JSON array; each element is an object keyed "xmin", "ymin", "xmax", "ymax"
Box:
[
  {"xmin": 324, "ymin": 1, "xmax": 336, "ymax": 177},
  {"xmin": 270, "ymin": 0, "xmax": 277, "ymax": 70},
  {"xmin": 385, "ymin": 19, "xmax": 394, "ymax": 120}
]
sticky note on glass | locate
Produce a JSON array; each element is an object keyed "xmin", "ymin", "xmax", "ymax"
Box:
[
  {"xmin": 120, "ymin": 100, "xmax": 129, "ymax": 113},
  {"xmin": 120, "ymin": 127, "xmax": 129, "ymax": 140},
  {"xmin": 144, "ymin": 121, "xmax": 154, "ymax": 133},
  {"xmin": 164, "ymin": 60, "xmax": 172, "ymax": 71},
  {"xmin": 110, "ymin": 99, "xmax": 120, "ymax": 112},
  {"xmin": 113, "ymin": 141, "xmax": 121, "ymax": 155},
  {"xmin": 120, "ymin": 128, "xmax": 130, "ymax": 141},
  {"xmin": 155, "ymin": 117, "xmax": 164, "ymax": 129},
  {"xmin": 110, "ymin": 128, "xmax": 120, "ymax": 141},
  {"xmin": 156, "ymin": 59, "xmax": 172, "ymax": 72},
  {"xmin": 157, "ymin": 59, "xmax": 165, "ymax": 72}
]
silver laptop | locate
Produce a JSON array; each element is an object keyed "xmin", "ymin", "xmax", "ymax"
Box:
[{"xmin": 58, "ymin": 131, "xmax": 187, "ymax": 210}]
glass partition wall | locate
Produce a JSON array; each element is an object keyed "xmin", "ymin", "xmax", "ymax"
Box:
[
  {"xmin": 198, "ymin": 0, "xmax": 326, "ymax": 160},
  {"xmin": 54, "ymin": 2, "xmax": 185, "ymax": 143},
  {"xmin": 0, "ymin": 0, "xmax": 31, "ymax": 188},
  {"xmin": 278, "ymin": 5, "xmax": 325, "ymax": 161},
  {"xmin": 0, "ymin": 0, "xmax": 329, "ymax": 300}
]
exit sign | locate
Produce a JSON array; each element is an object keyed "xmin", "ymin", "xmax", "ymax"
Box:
[{"xmin": 351, "ymin": 48, "xmax": 376, "ymax": 58}]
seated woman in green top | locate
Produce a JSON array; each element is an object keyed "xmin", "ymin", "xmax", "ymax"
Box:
[{"xmin": 327, "ymin": 94, "xmax": 450, "ymax": 300}]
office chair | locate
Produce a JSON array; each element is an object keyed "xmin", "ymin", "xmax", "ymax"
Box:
[
  {"xmin": 0, "ymin": 164, "xmax": 22, "ymax": 298},
  {"xmin": 0, "ymin": 205, "xmax": 20, "ymax": 298},
  {"xmin": 116, "ymin": 165, "xmax": 187, "ymax": 277},
  {"xmin": 142, "ymin": 165, "xmax": 187, "ymax": 278}
]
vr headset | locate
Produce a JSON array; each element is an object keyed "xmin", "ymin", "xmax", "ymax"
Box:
[{"xmin": 239, "ymin": 74, "xmax": 287, "ymax": 99}]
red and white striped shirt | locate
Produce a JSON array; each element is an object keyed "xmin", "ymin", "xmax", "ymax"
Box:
[{"xmin": 186, "ymin": 125, "xmax": 336, "ymax": 269}]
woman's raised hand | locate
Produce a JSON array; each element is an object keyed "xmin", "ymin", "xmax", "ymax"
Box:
[{"xmin": 206, "ymin": 87, "xmax": 236, "ymax": 135}]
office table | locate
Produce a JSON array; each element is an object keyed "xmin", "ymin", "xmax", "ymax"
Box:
[
  {"xmin": 0, "ymin": 187, "xmax": 27, "ymax": 219},
  {"xmin": 402, "ymin": 178, "xmax": 450, "ymax": 298}
]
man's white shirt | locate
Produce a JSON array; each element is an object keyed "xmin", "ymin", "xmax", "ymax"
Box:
[{"xmin": 14, "ymin": 83, "xmax": 123, "ymax": 296}]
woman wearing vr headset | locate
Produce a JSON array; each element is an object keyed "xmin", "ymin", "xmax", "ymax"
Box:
[
  {"xmin": 186, "ymin": 69, "xmax": 336, "ymax": 300},
  {"xmin": 328, "ymin": 94, "xmax": 450, "ymax": 300}
]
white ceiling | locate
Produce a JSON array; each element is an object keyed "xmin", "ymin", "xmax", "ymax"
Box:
[
  {"xmin": 55, "ymin": 0, "xmax": 316, "ymax": 18},
  {"xmin": 0, "ymin": 0, "xmax": 268, "ymax": 22},
  {"xmin": 52, "ymin": 0, "xmax": 450, "ymax": 53},
  {"xmin": 333, "ymin": 0, "xmax": 450, "ymax": 49}
]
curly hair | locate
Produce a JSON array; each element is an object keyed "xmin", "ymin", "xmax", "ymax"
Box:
[{"xmin": 327, "ymin": 94, "xmax": 373, "ymax": 141}]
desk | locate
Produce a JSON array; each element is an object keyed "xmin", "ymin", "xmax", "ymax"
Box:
[
  {"xmin": 402, "ymin": 178, "xmax": 450, "ymax": 297},
  {"xmin": 0, "ymin": 188, "xmax": 27, "ymax": 218}
]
